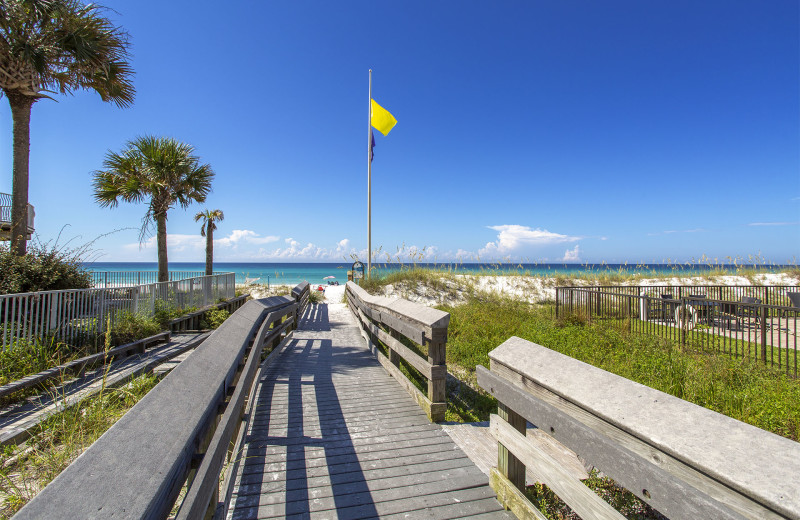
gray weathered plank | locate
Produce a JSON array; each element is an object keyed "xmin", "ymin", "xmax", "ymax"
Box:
[{"xmin": 226, "ymin": 301, "xmax": 508, "ymax": 519}]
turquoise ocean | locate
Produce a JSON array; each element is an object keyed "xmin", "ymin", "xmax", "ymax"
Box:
[{"xmin": 83, "ymin": 262, "xmax": 792, "ymax": 287}]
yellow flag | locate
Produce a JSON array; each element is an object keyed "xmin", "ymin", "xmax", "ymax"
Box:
[{"xmin": 371, "ymin": 99, "xmax": 397, "ymax": 136}]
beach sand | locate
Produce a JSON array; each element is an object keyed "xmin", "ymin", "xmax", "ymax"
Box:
[{"xmin": 239, "ymin": 272, "xmax": 798, "ymax": 307}]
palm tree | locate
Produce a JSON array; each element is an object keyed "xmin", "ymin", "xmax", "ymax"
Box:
[
  {"xmin": 0, "ymin": 0, "xmax": 135, "ymax": 255},
  {"xmin": 92, "ymin": 136, "xmax": 214, "ymax": 283},
  {"xmin": 194, "ymin": 209, "xmax": 223, "ymax": 276}
]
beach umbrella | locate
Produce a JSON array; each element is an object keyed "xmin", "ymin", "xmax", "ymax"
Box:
[{"xmin": 323, "ymin": 276, "xmax": 336, "ymax": 279}]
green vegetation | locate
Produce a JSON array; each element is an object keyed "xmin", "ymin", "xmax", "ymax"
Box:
[
  {"xmin": 194, "ymin": 209, "xmax": 224, "ymax": 276},
  {"xmin": 525, "ymin": 468, "xmax": 666, "ymax": 520},
  {"xmin": 200, "ymin": 308, "xmax": 230, "ymax": 330},
  {"xmin": 92, "ymin": 135, "xmax": 215, "ymax": 283},
  {"xmin": 0, "ymin": 240, "xmax": 92, "ymax": 294},
  {"xmin": 0, "ymin": 300, "xmax": 228, "ymax": 399},
  {"xmin": 308, "ymin": 290, "xmax": 324, "ymax": 304},
  {"xmin": 441, "ymin": 295, "xmax": 800, "ymax": 440},
  {"xmin": 361, "ymin": 269, "xmax": 799, "ymax": 518},
  {"xmin": 0, "ymin": 373, "xmax": 158, "ymax": 517},
  {"xmin": 0, "ymin": 0, "xmax": 135, "ymax": 256}
]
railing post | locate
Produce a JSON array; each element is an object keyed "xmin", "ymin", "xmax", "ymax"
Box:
[
  {"xmin": 681, "ymin": 297, "xmax": 687, "ymax": 346},
  {"xmin": 555, "ymin": 288, "xmax": 559, "ymax": 318},
  {"xmin": 427, "ymin": 338, "xmax": 446, "ymax": 422},
  {"xmin": 389, "ymin": 330, "xmax": 401, "ymax": 367},
  {"xmin": 497, "ymin": 402, "xmax": 525, "ymax": 491},
  {"xmin": 271, "ymin": 317, "xmax": 282, "ymax": 349},
  {"xmin": 760, "ymin": 304, "xmax": 767, "ymax": 364}
]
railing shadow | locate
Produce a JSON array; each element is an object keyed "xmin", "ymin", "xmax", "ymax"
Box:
[
  {"xmin": 300, "ymin": 302, "xmax": 330, "ymax": 331},
  {"xmin": 233, "ymin": 309, "xmax": 378, "ymax": 518}
]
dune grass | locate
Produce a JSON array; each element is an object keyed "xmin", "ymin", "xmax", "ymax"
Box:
[
  {"xmin": 0, "ymin": 373, "xmax": 159, "ymax": 517},
  {"xmin": 440, "ymin": 294, "xmax": 800, "ymax": 440}
]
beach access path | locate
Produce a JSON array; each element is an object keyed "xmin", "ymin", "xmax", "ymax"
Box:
[{"xmin": 226, "ymin": 301, "xmax": 513, "ymax": 519}]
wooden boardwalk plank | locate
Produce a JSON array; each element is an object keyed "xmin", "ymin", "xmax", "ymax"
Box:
[{"xmin": 227, "ymin": 302, "xmax": 510, "ymax": 519}]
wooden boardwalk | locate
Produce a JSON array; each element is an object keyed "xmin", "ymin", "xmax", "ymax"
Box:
[{"xmin": 227, "ymin": 302, "xmax": 513, "ymax": 520}]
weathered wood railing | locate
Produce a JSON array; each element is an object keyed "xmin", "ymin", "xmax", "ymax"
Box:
[
  {"xmin": 168, "ymin": 293, "xmax": 249, "ymax": 332},
  {"xmin": 14, "ymin": 281, "xmax": 310, "ymax": 520},
  {"xmin": 346, "ymin": 281, "xmax": 449, "ymax": 422},
  {"xmin": 477, "ymin": 336, "xmax": 800, "ymax": 520}
]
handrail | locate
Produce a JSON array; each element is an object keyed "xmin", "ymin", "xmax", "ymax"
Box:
[
  {"xmin": 13, "ymin": 282, "xmax": 308, "ymax": 519},
  {"xmin": 345, "ymin": 281, "xmax": 449, "ymax": 422},
  {"xmin": 477, "ymin": 336, "xmax": 800, "ymax": 520}
]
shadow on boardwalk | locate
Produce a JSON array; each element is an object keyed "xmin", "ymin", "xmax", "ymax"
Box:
[{"xmin": 228, "ymin": 303, "xmax": 511, "ymax": 519}]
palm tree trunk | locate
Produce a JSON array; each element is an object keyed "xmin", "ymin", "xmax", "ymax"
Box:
[
  {"xmin": 8, "ymin": 93, "xmax": 35, "ymax": 256},
  {"xmin": 156, "ymin": 212, "xmax": 169, "ymax": 283},
  {"xmin": 205, "ymin": 225, "xmax": 213, "ymax": 276}
]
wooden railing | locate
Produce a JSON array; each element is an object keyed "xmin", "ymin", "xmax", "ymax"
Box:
[
  {"xmin": 14, "ymin": 282, "xmax": 310, "ymax": 520},
  {"xmin": 345, "ymin": 281, "xmax": 449, "ymax": 422},
  {"xmin": 477, "ymin": 336, "xmax": 800, "ymax": 520}
]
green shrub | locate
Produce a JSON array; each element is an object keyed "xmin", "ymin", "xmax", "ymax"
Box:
[
  {"xmin": 152, "ymin": 300, "xmax": 184, "ymax": 329},
  {"xmin": 108, "ymin": 311, "xmax": 161, "ymax": 346},
  {"xmin": 0, "ymin": 239, "xmax": 92, "ymax": 294},
  {"xmin": 200, "ymin": 309, "xmax": 230, "ymax": 330},
  {"xmin": 308, "ymin": 290, "xmax": 324, "ymax": 304}
]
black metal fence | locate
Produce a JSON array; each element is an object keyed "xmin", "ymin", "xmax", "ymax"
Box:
[{"xmin": 555, "ymin": 285, "xmax": 800, "ymax": 377}]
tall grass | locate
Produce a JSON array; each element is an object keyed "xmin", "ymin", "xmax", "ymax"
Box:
[
  {"xmin": 0, "ymin": 373, "xmax": 159, "ymax": 517},
  {"xmin": 440, "ymin": 295, "xmax": 800, "ymax": 440}
]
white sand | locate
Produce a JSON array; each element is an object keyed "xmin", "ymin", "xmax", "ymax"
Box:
[
  {"xmin": 238, "ymin": 282, "xmax": 346, "ymax": 304},
  {"xmin": 375, "ymin": 272, "xmax": 799, "ymax": 307},
  {"xmin": 238, "ymin": 272, "xmax": 798, "ymax": 308}
]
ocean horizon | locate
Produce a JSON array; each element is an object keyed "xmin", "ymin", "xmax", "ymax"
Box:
[{"xmin": 82, "ymin": 261, "xmax": 794, "ymax": 286}]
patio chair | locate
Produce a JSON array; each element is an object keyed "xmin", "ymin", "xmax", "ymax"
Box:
[
  {"xmin": 688, "ymin": 294, "xmax": 710, "ymax": 323},
  {"xmin": 786, "ymin": 292, "xmax": 800, "ymax": 317},
  {"xmin": 660, "ymin": 293, "xmax": 676, "ymax": 321},
  {"xmin": 738, "ymin": 297, "xmax": 761, "ymax": 328}
]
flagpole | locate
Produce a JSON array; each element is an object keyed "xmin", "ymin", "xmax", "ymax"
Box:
[{"xmin": 367, "ymin": 69, "xmax": 373, "ymax": 278}]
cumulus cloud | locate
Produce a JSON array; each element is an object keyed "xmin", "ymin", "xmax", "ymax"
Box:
[
  {"xmin": 215, "ymin": 229, "xmax": 280, "ymax": 247},
  {"xmin": 479, "ymin": 225, "xmax": 580, "ymax": 257},
  {"xmin": 562, "ymin": 245, "xmax": 581, "ymax": 261}
]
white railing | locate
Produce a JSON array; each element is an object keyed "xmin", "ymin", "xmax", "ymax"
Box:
[
  {"xmin": 0, "ymin": 272, "xmax": 235, "ymax": 351},
  {"xmin": 90, "ymin": 271, "xmax": 206, "ymax": 287}
]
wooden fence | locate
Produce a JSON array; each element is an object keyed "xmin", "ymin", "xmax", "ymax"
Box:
[
  {"xmin": 14, "ymin": 282, "xmax": 310, "ymax": 520},
  {"xmin": 346, "ymin": 281, "xmax": 449, "ymax": 422},
  {"xmin": 478, "ymin": 336, "xmax": 800, "ymax": 520},
  {"xmin": 556, "ymin": 285, "xmax": 800, "ymax": 376},
  {"xmin": 0, "ymin": 272, "xmax": 236, "ymax": 351}
]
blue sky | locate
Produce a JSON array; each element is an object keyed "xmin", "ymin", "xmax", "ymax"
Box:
[{"xmin": 1, "ymin": 0, "xmax": 798, "ymax": 264}]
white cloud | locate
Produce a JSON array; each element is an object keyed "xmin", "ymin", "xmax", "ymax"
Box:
[
  {"xmin": 215, "ymin": 229, "xmax": 279, "ymax": 247},
  {"xmin": 748, "ymin": 221, "xmax": 799, "ymax": 227},
  {"xmin": 479, "ymin": 225, "xmax": 580, "ymax": 257},
  {"xmin": 647, "ymin": 228, "xmax": 705, "ymax": 236},
  {"xmin": 562, "ymin": 245, "xmax": 581, "ymax": 261}
]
